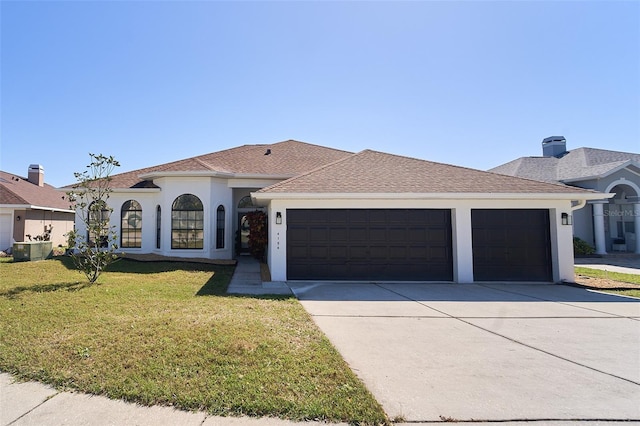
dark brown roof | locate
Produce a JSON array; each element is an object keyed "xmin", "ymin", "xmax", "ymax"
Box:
[
  {"xmin": 0, "ymin": 171, "xmax": 72, "ymax": 210},
  {"xmin": 257, "ymin": 150, "xmax": 600, "ymax": 194},
  {"xmin": 87, "ymin": 140, "xmax": 353, "ymax": 189}
]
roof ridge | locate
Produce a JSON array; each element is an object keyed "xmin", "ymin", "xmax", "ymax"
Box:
[
  {"xmin": 368, "ymin": 149, "xmax": 578, "ymax": 190},
  {"xmin": 270, "ymin": 139, "xmax": 354, "ymax": 155},
  {"xmin": 259, "ymin": 149, "xmax": 592, "ymax": 194},
  {"xmin": 258, "ymin": 150, "xmax": 361, "ymax": 192}
]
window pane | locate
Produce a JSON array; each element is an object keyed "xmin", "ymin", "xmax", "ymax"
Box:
[
  {"xmin": 171, "ymin": 194, "xmax": 204, "ymax": 249},
  {"xmin": 121, "ymin": 200, "xmax": 142, "ymax": 248},
  {"xmin": 216, "ymin": 205, "xmax": 225, "ymax": 249}
]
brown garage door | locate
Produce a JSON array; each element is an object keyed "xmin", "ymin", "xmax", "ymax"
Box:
[
  {"xmin": 472, "ymin": 209, "xmax": 552, "ymax": 282},
  {"xmin": 287, "ymin": 209, "xmax": 453, "ymax": 281}
]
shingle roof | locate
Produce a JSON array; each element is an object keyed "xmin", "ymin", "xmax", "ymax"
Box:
[
  {"xmin": 256, "ymin": 150, "xmax": 596, "ymax": 194},
  {"xmin": 490, "ymin": 147, "xmax": 640, "ymax": 183},
  {"xmin": 82, "ymin": 140, "xmax": 353, "ymax": 189},
  {"xmin": 0, "ymin": 171, "xmax": 72, "ymax": 210}
]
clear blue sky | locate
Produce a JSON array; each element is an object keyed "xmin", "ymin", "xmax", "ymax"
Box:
[{"xmin": 1, "ymin": 1, "xmax": 639, "ymax": 188}]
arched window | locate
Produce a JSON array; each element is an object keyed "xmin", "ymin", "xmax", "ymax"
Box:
[
  {"xmin": 156, "ymin": 205, "xmax": 161, "ymax": 249},
  {"xmin": 216, "ymin": 205, "xmax": 225, "ymax": 249},
  {"xmin": 238, "ymin": 195, "xmax": 255, "ymax": 209},
  {"xmin": 121, "ymin": 200, "xmax": 142, "ymax": 248},
  {"xmin": 88, "ymin": 200, "xmax": 110, "ymax": 248},
  {"xmin": 171, "ymin": 194, "xmax": 204, "ymax": 249}
]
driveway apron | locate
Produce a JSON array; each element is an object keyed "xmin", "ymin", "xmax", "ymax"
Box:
[{"xmin": 289, "ymin": 282, "xmax": 640, "ymax": 423}]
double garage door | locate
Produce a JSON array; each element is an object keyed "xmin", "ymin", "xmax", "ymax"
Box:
[{"xmin": 286, "ymin": 208, "xmax": 552, "ymax": 282}]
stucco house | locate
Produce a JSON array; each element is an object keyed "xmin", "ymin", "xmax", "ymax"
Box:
[
  {"xmin": 69, "ymin": 139, "xmax": 607, "ymax": 283},
  {"xmin": 490, "ymin": 136, "xmax": 640, "ymax": 255},
  {"xmin": 0, "ymin": 164, "xmax": 75, "ymax": 251}
]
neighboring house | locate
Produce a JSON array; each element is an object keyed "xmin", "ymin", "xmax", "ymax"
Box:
[
  {"xmin": 0, "ymin": 165, "xmax": 75, "ymax": 251},
  {"xmin": 490, "ymin": 136, "xmax": 640, "ymax": 255},
  {"xmin": 69, "ymin": 139, "xmax": 605, "ymax": 283}
]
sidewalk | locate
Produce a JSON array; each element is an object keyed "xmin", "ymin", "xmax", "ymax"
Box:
[
  {"xmin": 0, "ymin": 373, "xmax": 340, "ymax": 426},
  {"xmin": 575, "ymin": 254, "xmax": 640, "ymax": 275}
]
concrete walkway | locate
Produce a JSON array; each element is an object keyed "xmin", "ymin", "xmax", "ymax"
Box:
[
  {"xmin": 575, "ymin": 254, "xmax": 640, "ymax": 275},
  {"xmin": 226, "ymin": 256, "xmax": 291, "ymax": 295}
]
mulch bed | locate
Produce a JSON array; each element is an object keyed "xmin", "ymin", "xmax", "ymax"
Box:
[{"xmin": 569, "ymin": 273, "xmax": 640, "ymax": 290}]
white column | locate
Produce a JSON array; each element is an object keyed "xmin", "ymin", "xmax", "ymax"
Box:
[
  {"xmin": 634, "ymin": 203, "xmax": 640, "ymax": 254},
  {"xmin": 452, "ymin": 207, "xmax": 474, "ymax": 283},
  {"xmin": 592, "ymin": 201, "xmax": 607, "ymax": 255}
]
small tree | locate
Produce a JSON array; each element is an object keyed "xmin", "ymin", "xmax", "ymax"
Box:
[{"xmin": 66, "ymin": 154, "xmax": 121, "ymax": 283}]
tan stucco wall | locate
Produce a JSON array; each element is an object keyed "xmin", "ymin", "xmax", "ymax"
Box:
[{"xmin": 19, "ymin": 210, "xmax": 74, "ymax": 247}]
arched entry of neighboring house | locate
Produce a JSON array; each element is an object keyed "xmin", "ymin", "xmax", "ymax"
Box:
[
  {"xmin": 605, "ymin": 181, "xmax": 640, "ymax": 252},
  {"xmin": 236, "ymin": 196, "xmax": 265, "ymax": 255}
]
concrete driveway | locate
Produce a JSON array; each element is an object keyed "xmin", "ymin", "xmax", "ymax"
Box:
[{"xmin": 289, "ymin": 282, "xmax": 640, "ymax": 423}]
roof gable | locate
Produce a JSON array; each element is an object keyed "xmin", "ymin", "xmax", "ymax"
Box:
[{"xmin": 257, "ymin": 150, "xmax": 595, "ymax": 195}]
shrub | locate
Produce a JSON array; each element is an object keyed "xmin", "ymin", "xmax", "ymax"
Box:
[{"xmin": 574, "ymin": 237, "xmax": 595, "ymax": 255}]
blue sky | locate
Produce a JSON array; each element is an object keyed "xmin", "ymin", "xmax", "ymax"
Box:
[{"xmin": 1, "ymin": 1, "xmax": 638, "ymax": 188}]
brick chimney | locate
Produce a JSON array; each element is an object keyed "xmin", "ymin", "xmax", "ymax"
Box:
[
  {"xmin": 28, "ymin": 164, "xmax": 44, "ymax": 187},
  {"xmin": 542, "ymin": 136, "xmax": 567, "ymax": 158}
]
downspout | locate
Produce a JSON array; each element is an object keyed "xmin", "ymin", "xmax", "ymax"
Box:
[{"xmin": 571, "ymin": 199, "xmax": 586, "ymax": 211}]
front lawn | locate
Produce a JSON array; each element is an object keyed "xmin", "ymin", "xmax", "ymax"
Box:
[
  {"xmin": 574, "ymin": 266, "xmax": 640, "ymax": 298},
  {"xmin": 0, "ymin": 257, "xmax": 387, "ymax": 425}
]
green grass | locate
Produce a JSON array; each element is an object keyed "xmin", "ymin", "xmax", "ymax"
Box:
[
  {"xmin": 574, "ymin": 266, "xmax": 640, "ymax": 298},
  {"xmin": 0, "ymin": 257, "xmax": 388, "ymax": 425}
]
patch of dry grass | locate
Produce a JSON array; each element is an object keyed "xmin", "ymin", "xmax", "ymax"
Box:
[{"xmin": 0, "ymin": 257, "xmax": 387, "ymax": 424}]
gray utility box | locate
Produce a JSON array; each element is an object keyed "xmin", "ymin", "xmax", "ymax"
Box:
[{"xmin": 13, "ymin": 241, "xmax": 53, "ymax": 262}]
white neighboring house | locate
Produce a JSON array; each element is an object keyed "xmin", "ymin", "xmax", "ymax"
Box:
[
  {"xmin": 68, "ymin": 140, "xmax": 608, "ymax": 283},
  {"xmin": 490, "ymin": 136, "xmax": 640, "ymax": 255},
  {"xmin": 0, "ymin": 164, "xmax": 75, "ymax": 251}
]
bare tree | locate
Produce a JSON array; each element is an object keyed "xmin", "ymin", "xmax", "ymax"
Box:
[{"xmin": 66, "ymin": 154, "xmax": 120, "ymax": 283}]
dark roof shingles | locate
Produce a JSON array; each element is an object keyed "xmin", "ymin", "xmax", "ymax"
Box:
[
  {"xmin": 0, "ymin": 171, "xmax": 71, "ymax": 210},
  {"xmin": 258, "ymin": 150, "xmax": 594, "ymax": 194},
  {"xmin": 95, "ymin": 140, "xmax": 353, "ymax": 189}
]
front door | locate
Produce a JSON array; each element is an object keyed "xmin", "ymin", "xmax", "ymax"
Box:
[{"xmin": 237, "ymin": 213, "xmax": 250, "ymax": 254}]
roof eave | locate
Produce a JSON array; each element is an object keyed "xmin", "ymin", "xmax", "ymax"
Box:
[
  {"xmin": 231, "ymin": 173, "xmax": 298, "ymax": 180},
  {"xmin": 138, "ymin": 171, "xmax": 235, "ymax": 179},
  {"xmin": 252, "ymin": 192, "xmax": 613, "ymax": 202},
  {"xmin": 110, "ymin": 188, "xmax": 162, "ymax": 193},
  {"xmin": 0, "ymin": 204, "xmax": 75, "ymax": 213},
  {"xmin": 57, "ymin": 188, "xmax": 161, "ymax": 194}
]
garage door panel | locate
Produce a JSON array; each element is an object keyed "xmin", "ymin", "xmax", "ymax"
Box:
[
  {"xmin": 408, "ymin": 228, "xmax": 427, "ymax": 242},
  {"xmin": 369, "ymin": 228, "xmax": 387, "ymax": 241},
  {"xmin": 472, "ymin": 209, "xmax": 552, "ymax": 282},
  {"xmin": 427, "ymin": 228, "xmax": 447, "ymax": 242},
  {"xmin": 287, "ymin": 209, "xmax": 453, "ymax": 281},
  {"xmin": 369, "ymin": 246, "xmax": 388, "ymax": 259},
  {"xmin": 309, "ymin": 246, "xmax": 328, "ymax": 259},
  {"xmin": 329, "ymin": 228, "xmax": 348, "ymax": 241},
  {"xmin": 309, "ymin": 228, "xmax": 328, "ymax": 240},
  {"xmin": 349, "ymin": 227, "xmax": 367, "ymax": 241},
  {"xmin": 288, "ymin": 245, "xmax": 308, "ymax": 258},
  {"xmin": 388, "ymin": 228, "xmax": 408, "ymax": 242},
  {"xmin": 388, "ymin": 246, "xmax": 407, "ymax": 259},
  {"xmin": 428, "ymin": 246, "xmax": 450, "ymax": 261},
  {"xmin": 349, "ymin": 245, "xmax": 368, "ymax": 259}
]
